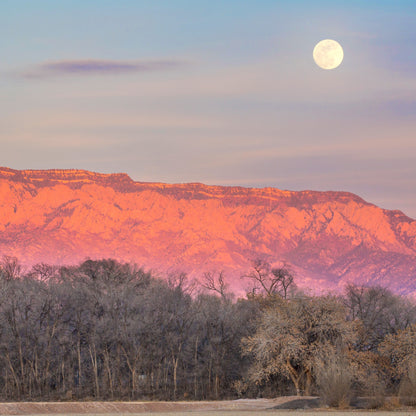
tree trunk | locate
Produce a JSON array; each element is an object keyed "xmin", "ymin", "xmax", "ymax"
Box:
[
  {"xmin": 173, "ymin": 356, "xmax": 179, "ymax": 400},
  {"xmin": 286, "ymin": 360, "xmax": 302, "ymax": 396},
  {"xmin": 132, "ymin": 368, "xmax": 136, "ymax": 398},
  {"xmin": 6, "ymin": 352, "xmax": 20, "ymax": 399},
  {"xmin": 208, "ymin": 357, "xmax": 212, "ymax": 396},
  {"xmin": 89, "ymin": 343, "xmax": 100, "ymax": 398},
  {"xmin": 77, "ymin": 335, "xmax": 82, "ymax": 394},
  {"xmin": 215, "ymin": 374, "xmax": 219, "ymax": 399},
  {"xmin": 61, "ymin": 359, "xmax": 65, "ymax": 394},
  {"xmin": 194, "ymin": 336, "xmax": 198, "ymax": 399},
  {"xmin": 18, "ymin": 339, "xmax": 25, "ymax": 395},
  {"xmin": 304, "ymin": 368, "xmax": 312, "ymax": 396},
  {"xmin": 103, "ymin": 348, "xmax": 114, "ymax": 399}
]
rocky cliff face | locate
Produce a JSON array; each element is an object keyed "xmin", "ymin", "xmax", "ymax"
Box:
[{"xmin": 0, "ymin": 167, "xmax": 415, "ymax": 295}]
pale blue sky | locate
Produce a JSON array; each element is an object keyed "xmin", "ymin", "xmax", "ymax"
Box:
[{"xmin": 1, "ymin": 1, "xmax": 416, "ymax": 217}]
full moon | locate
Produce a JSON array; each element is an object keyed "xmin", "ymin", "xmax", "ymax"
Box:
[{"xmin": 313, "ymin": 39, "xmax": 344, "ymax": 70}]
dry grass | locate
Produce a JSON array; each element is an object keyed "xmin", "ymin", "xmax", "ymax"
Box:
[
  {"xmin": 363, "ymin": 374, "xmax": 387, "ymax": 409},
  {"xmin": 3, "ymin": 412, "xmax": 415, "ymax": 416},
  {"xmin": 399, "ymin": 361, "xmax": 416, "ymax": 407},
  {"xmin": 381, "ymin": 396, "xmax": 402, "ymax": 410},
  {"xmin": 314, "ymin": 350, "xmax": 353, "ymax": 408},
  {"xmin": 0, "ymin": 399, "xmax": 413, "ymax": 415}
]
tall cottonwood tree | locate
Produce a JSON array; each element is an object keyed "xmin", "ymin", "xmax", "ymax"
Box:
[
  {"xmin": 343, "ymin": 284, "xmax": 416, "ymax": 351},
  {"xmin": 242, "ymin": 295, "xmax": 355, "ymax": 395}
]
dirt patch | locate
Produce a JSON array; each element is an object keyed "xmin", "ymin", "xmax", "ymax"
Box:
[{"xmin": 272, "ymin": 397, "xmax": 320, "ymax": 409}]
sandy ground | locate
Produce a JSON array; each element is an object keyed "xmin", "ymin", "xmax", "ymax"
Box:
[
  {"xmin": 0, "ymin": 398, "xmax": 414, "ymax": 415},
  {"xmin": 5, "ymin": 413, "xmax": 416, "ymax": 416}
]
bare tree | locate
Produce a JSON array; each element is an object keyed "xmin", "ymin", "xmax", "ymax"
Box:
[
  {"xmin": 201, "ymin": 271, "xmax": 229, "ymax": 300},
  {"xmin": 271, "ymin": 267, "xmax": 296, "ymax": 299},
  {"xmin": 380, "ymin": 324, "xmax": 416, "ymax": 405},
  {"xmin": 167, "ymin": 271, "xmax": 196, "ymax": 295},
  {"xmin": 0, "ymin": 256, "xmax": 22, "ymax": 280},
  {"xmin": 242, "ymin": 295, "xmax": 355, "ymax": 396},
  {"xmin": 244, "ymin": 258, "xmax": 296, "ymax": 298},
  {"xmin": 343, "ymin": 284, "xmax": 416, "ymax": 351},
  {"xmin": 26, "ymin": 263, "xmax": 58, "ymax": 281}
]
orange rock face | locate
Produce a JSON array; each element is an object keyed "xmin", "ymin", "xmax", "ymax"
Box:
[{"xmin": 0, "ymin": 167, "xmax": 415, "ymax": 295}]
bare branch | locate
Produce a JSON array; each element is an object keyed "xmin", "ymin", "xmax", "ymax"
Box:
[{"xmin": 201, "ymin": 270, "xmax": 228, "ymax": 299}]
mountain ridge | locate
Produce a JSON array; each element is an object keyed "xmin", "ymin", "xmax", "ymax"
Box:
[
  {"xmin": 0, "ymin": 167, "xmax": 415, "ymax": 295},
  {"xmin": 0, "ymin": 166, "xmax": 373, "ymax": 202}
]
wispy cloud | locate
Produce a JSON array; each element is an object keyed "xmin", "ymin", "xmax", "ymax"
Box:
[{"xmin": 20, "ymin": 59, "xmax": 185, "ymax": 78}]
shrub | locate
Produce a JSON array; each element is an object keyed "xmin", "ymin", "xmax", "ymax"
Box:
[
  {"xmin": 314, "ymin": 347, "xmax": 353, "ymax": 408},
  {"xmin": 399, "ymin": 361, "xmax": 416, "ymax": 406},
  {"xmin": 365, "ymin": 373, "xmax": 386, "ymax": 409}
]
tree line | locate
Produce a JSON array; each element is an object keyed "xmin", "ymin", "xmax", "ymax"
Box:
[{"xmin": 0, "ymin": 256, "xmax": 415, "ymax": 406}]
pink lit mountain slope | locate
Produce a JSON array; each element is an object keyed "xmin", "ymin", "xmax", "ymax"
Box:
[{"xmin": 0, "ymin": 167, "xmax": 415, "ymax": 295}]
